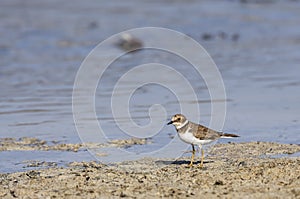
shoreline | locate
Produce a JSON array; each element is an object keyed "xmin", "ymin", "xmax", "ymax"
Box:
[{"xmin": 0, "ymin": 141, "xmax": 299, "ymax": 198}]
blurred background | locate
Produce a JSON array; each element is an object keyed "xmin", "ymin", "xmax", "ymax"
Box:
[{"xmin": 0, "ymin": 0, "xmax": 299, "ymax": 172}]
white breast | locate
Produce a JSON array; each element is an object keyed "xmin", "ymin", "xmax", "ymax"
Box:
[{"xmin": 178, "ymin": 128, "xmax": 213, "ymax": 146}]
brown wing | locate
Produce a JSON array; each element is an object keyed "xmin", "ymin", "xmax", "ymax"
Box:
[{"xmin": 192, "ymin": 123, "xmax": 222, "ymax": 140}]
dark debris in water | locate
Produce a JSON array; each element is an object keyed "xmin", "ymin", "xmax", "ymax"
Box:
[
  {"xmin": 201, "ymin": 31, "xmax": 240, "ymax": 42},
  {"xmin": 23, "ymin": 161, "xmax": 57, "ymax": 168}
]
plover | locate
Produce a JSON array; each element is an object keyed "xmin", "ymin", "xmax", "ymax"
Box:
[
  {"xmin": 116, "ymin": 33, "xmax": 143, "ymax": 52},
  {"xmin": 167, "ymin": 114, "xmax": 239, "ymax": 168}
]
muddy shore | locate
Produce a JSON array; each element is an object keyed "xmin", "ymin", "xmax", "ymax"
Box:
[{"xmin": 0, "ymin": 141, "xmax": 299, "ymax": 198}]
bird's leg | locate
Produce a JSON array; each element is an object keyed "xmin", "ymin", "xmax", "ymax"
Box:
[
  {"xmin": 199, "ymin": 146, "xmax": 204, "ymax": 168},
  {"xmin": 188, "ymin": 144, "xmax": 195, "ymax": 167}
]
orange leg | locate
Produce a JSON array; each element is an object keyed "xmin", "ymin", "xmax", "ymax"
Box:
[
  {"xmin": 188, "ymin": 144, "xmax": 195, "ymax": 167},
  {"xmin": 199, "ymin": 147, "xmax": 204, "ymax": 168}
]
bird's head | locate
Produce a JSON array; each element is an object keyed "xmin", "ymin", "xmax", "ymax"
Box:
[{"xmin": 167, "ymin": 114, "xmax": 187, "ymax": 128}]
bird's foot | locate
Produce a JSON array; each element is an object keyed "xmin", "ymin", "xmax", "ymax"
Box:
[{"xmin": 198, "ymin": 162, "xmax": 204, "ymax": 169}]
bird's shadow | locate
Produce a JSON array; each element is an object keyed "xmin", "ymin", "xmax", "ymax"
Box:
[{"xmin": 155, "ymin": 159, "xmax": 214, "ymax": 166}]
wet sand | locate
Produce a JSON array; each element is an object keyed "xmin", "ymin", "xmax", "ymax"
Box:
[
  {"xmin": 0, "ymin": 137, "xmax": 149, "ymax": 152},
  {"xmin": 0, "ymin": 141, "xmax": 299, "ymax": 198}
]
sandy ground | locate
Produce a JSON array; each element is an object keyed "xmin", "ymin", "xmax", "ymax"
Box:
[
  {"xmin": 0, "ymin": 140, "xmax": 299, "ymax": 198},
  {"xmin": 0, "ymin": 137, "xmax": 149, "ymax": 152}
]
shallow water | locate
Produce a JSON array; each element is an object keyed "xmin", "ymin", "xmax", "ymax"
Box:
[{"xmin": 1, "ymin": 0, "xmax": 300, "ymax": 172}]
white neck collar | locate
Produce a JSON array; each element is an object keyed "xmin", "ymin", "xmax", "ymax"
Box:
[{"xmin": 176, "ymin": 120, "xmax": 188, "ymax": 129}]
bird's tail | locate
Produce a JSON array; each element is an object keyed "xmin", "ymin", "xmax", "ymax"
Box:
[{"xmin": 220, "ymin": 133, "xmax": 239, "ymax": 138}]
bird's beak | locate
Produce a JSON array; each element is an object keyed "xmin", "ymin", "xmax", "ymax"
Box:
[{"xmin": 167, "ymin": 121, "xmax": 173, "ymax": 125}]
